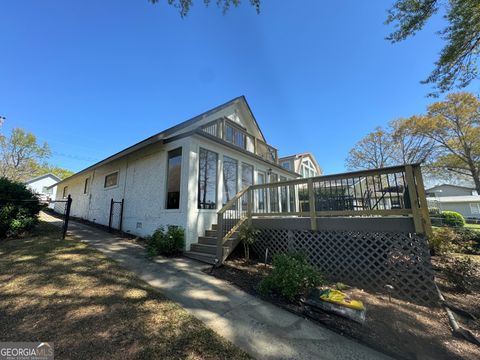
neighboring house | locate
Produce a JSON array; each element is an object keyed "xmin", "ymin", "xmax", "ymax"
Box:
[
  {"xmin": 53, "ymin": 96, "xmax": 300, "ymax": 254},
  {"xmin": 25, "ymin": 173, "xmax": 61, "ymax": 209},
  {"xmin": 426, "ymin": 184, "xmax": 480, "ymax": 219},
  {"xmin": 279, "ymin": 153, "xmax": 322, "ymax": 178}
]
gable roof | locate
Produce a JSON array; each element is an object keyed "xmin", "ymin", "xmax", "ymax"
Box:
[
  {"xmin": 55, "ymin": 96, "xmax": 277, "ymax": 185},
  {"xmin": 24, "ymin": 173, "xmax": 62, "ymax": 185},
  {"xmin": 279, "ymin": 152, "xmax": 322, "ymax": 175},
  {"xmin": 426, "ymin": 184, "xmax": 476, "ymax": 192}
]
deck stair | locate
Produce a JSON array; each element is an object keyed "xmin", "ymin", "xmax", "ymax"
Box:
[{"xmin": 184, "ymin": 224, "xmax": 238, "ymax": 264}]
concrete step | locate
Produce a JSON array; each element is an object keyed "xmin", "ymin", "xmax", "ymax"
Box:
[
  {"xmin": 198, "ymin": 236, "xmax": 234, "ymax": 247},
  {"xmin": 184, "ymin": 251, "xmax": 216, "ymax": 265},
  {"xmin": 205, "ymin": 229, "xmax": 217, "ymax": 237},
  {"xmin": 191, "ymin": 243, "xmax": 229, "ymax": 255}
]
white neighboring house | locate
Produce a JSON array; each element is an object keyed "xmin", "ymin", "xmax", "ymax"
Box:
[
  {"xmin": 53, "ymin": 96, "xmax": 301, "ymax": 259},
  {"xmin": 426, "ymin": 184, "xmax": 480, "ymax": 219},
  {"xmin": 279, "ymin": 153, "xmax": 322, "ymax": 178},
  {"xmin": 25, "ymin": 173, "xmax": 61, "ymax": 209}
]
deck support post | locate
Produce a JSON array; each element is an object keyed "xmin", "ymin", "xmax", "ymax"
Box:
[
  {"xmin": 405, "ymin": 165, "xmax": 424, "ymax": 235},
  {"xmin": 216, "ymin": 213, "xmax": 224, "ymax": 266},
  {"xmin": 307, "ymin": 179, "xmax": 317, "ymax": 231},
  {"xmin": 413, "ymin": 165, "xmax": 433, "ymax": 239}
]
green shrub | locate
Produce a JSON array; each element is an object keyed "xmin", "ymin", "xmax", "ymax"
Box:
[
  {"xmin": 440, "ymin": 211, "xmax": 465, "ymax": 227},
  {"xmin": 430, "ymin": 227, "xmax": 458, "ymax": 255},
  {"xmin": 454, "ymin": 228, "xmax": 480, "ymax": 255},
  {"xmin": 0, "ymin": 177, "xmax": 41, "ymax": 238},
  {"xmin": 237, "ymin": 224, "xmax": 259, "ymax": 261},
  {"xmin": 444, "ymin": 257, "xmax": 477, "ymax": 292},
  {"xmin": 146, "ymin": 225, "xmax": 185, "ymax": 257},
  {"xmin": 428, "ymin": 207, "xmax": 440, "ymax": 216},
  {"xmin": 259, "ymin": 252, "xmax": 323, "ymax": 301}
]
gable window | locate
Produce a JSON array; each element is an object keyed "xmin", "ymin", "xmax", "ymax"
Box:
[
  {"xmin": 84, "ymin": 178, "xmax": 90, "ymax": 194},
  {"xmin": 300, "ymin": 158, "xmax": 317, "ymax": 178},
  {"xmin": 225, "ymin": 124, "xmax": 246, "ymax": 150},
  {"xmin": 104, "ymin": 171, "xmax": 118, "ymax": 188},
  {"xmin": 198, "ymin": 148, "xmax": 218, "ymax": 209},
  {"xmin": 166, "ymin": 148, "xmax": 182, "ymax": 209},
  {"xmin": 281, "ymin": 161, "xmax": 291, "ymax": 171},
  {"xmin": 63, "ymin": 186, "xmax": 68, "ymax": 199},
  {"xmin": 223, "ymin": 156, "xmax": 237, "ymax": 206},
  {"xmin": 470, "ymin": 203, "xmax": 480, "ymax": 214}
]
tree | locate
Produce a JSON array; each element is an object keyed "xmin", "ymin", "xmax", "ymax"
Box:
[
  {"xmin": 150, "ymin": 0, "xmax": 260, "ymax": 17},
  {"xmin": 345, "ymin": 127, "xmax": 395, "ymax": 170},
  {"xmin": 410, "ymin": 92, "xmax": 480, "ymax": 192},
  {"xmin": 386, "ymin": 0, "xmax": 480, "ymax": 95},
  {"xmin": 345, "ymin": 119, "xmax": 435, "ymax": 170},
  {"xmin": 0, "ymin": 128, "xmax": 51, "ymax": 181},
  {"xmin": 32, "ymin": 163, "xmax": 74, "ymax": 180}
]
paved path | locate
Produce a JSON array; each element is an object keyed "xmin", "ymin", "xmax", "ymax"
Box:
[{"xmin": 42, "ymin": 213, "xmax": 389, "ymax": 360}]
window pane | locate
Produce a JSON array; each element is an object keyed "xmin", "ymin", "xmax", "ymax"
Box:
[
  {"xmin": 269, "ymin": 173, "xmax": 278, "ymax": 212},
  {"xmin": 198, "ymin": 148, "xmax": 218, "ymax": 209},
  {"xmin": 166, "ymin": 148, "xmax": 182, "ymax": 209},
  {"xmin": 84, "ymin": 178, "xmax": 89, "ymax": 194},
  {"xmin": 223, "ymin": 156, "xmax": 237, "ymax": 206},
  {"xmin": 235, "ymin": 129, "xmax": 245, "ymax": 149},
  {"xmin": 225, "ymin": 125, "xmax": 234, "ymax": 144},
  {"xmin": 241, "ymin": 164, "xmax": 253, "ymax": 210},
  {"xmin": 104, "ymin": 172, "xmax": 118, "ymax": 188}
]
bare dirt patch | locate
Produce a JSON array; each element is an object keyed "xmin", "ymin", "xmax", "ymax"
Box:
[{"xmin": 209, "ymin": 257, "xmax": 480, "ymax": 360}]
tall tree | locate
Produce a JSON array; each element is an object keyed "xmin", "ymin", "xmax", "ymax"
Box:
[
  {"xmin": 346, "ymin": 127, "xmax": 395, "ymax": 170},
  {"xmin": 32, "ymin": 162, "xmax": 74, "ymax": 180},
  {"xmin": 390, "ymin": 118, "xmax": 434, "ymax": 164},
  {"xmin": 0, "ymin": 128, "xmax": 51, "ymax": 181},
  {"xmin": 386, "ymin": 0, "xmax": 480, "ymax": 95},
  {"xmin": 150, "ymin": 0, "xmax": 260, "ymax": 17},
  {"xmin": 411, "ymin": 92, "xmax": 480, "ymax": 191}
]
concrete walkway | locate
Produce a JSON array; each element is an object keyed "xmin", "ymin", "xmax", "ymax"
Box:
[{"xmin": 42, "ymin": 214, "xmax": 389, "ymax": 360}]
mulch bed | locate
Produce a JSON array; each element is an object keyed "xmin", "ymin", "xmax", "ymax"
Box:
[{"xmin": 206, "ymin": 256, "xmax": 480, "ymax": 360}]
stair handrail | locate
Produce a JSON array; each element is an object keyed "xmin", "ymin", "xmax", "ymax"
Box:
[{"xmin": 216, "ymin": 187, "xmax": 251, "ymax": 265}]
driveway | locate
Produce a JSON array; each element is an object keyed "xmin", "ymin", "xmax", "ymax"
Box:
[{"xmin": 41, "ymin": 213, "xmax": 390, "ymax": 360}]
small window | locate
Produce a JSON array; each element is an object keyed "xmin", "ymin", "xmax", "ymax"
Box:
[
  {"xmin": 281, "ymin": 161, "xmax": 291, "ymax": 170},
  {"xmin": 63, "ymin": 186, "xmax": 68, "ymax": 198},
  {"xmin": 84, "ymin": 178, "xmax": 90, "ymax": 194},
  {"xmin": 470, "ymin": 203, "xmax": 480, "ymax": 214},
  {"xmin": 104, "ymin": 172, "xmax": 118, "ymax": 188},
  {"xmin": 166, "ymin": 148, "xmax": 182, "ymax": 209}
]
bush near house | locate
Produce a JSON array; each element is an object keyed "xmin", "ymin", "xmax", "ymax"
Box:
[
  {"xmin": 146, "ymin": 225, "xmax": 185, "ymax": 257},
  {"xmin": 259, "ymin": 252, "xmax": 324, "ymax": 301},
  {"xmin": 440, "ymin": 211, "xmax": 465, "ymax": 227},
  {"xmin": 0, "ymin": 177, "xmax": 42, "ymax": 239}
]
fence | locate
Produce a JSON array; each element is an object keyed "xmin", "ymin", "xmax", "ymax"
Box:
[{"xmin": 108, "ymin": 198, "xmax": 124, "ymax": 232}]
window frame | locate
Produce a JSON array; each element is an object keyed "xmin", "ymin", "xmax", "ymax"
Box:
[
  {"xmin": 165, "ymin": 147, "xmax": 183, "ymax": 210},
  {"xmin": 104, "ymin": 171, "xmax": 119, "ymax": 189},
  {"xmin": 470, "ymin": 203, "xmax": 480, "ymax": 214},
  {"xmin": 62, "ymin": 186, "xmax": 68, "ymax": 199},
  {"xmin": 222, "ymin": 155, "xmax": 238, "ymax": 206},
  {"xmin": 197, "ymin": 147, "xmax": 218, "ymax": 210},
  {"xmin": 84, "ymin": 177, "xmax": 90, "ymax": 194}
]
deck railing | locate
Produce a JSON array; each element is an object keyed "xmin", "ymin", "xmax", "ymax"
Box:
[
  {"xmin": 200, "ymin": 118, "xmax": 279, "ymax": 163},
  {"xmin": 215, "ymin": 164, "xmax": 432, "ymax": 265}
]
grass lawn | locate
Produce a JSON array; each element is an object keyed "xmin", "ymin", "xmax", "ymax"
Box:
[{"xmin": 0, "ymin": 222, "xmax": 251, "ymax": 360}]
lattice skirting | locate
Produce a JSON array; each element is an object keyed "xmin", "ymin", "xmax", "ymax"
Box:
[{"xmin": 251, "ymin": 229, "xmax": 438, "ymax": 306}]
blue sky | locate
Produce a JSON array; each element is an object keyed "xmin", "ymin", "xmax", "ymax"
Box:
[{"xmin": 1, "ymin": 0, "xmax": 478, "ymax": 174}]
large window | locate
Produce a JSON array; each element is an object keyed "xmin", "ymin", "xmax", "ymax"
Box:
[
  {"xmin": 166, "ymin": 148, "xmax": 182, "ymax": 209},
  {"xmin": 300, "ymin": 158, "xmax": 317, "ymax": 178},
  {"xmin": 223, "ymin": 156, "xmax": 237, "ymax": 205},
  {"xmin": 62, "ymin": 186, "xmax": 68, "ymax": 198},
  {"xmin": 257, "ymin": 171, "xmax": 266, "ymax": 212},
  {"xmin": 241, "ymin": 163, "xmax": 254, "ymax": 210},
  {"xmin": 104, "ymin": 171, "xmax": 118, "ymax": 188},
  {"xmin": 198, "ymin": 148, "xmax": 218, "ymax": 209}
]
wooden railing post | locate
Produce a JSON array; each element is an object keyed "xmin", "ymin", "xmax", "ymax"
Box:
[
  {"xmin": 405, "ymin": 165, "xmax": 423, "ymax": 235},
  {"xmin": 307, "ymin": 179, "xmax": 317, "ymax": 231},
  {"xmin": 247, "ymin": 189, "xmax": 253, "ymax": 226},
  {"xmin": 216, "ymin": 213, "xmax": 224, "ymax": 265},
  {"xmin": 413, "ymin": 165, "xmax": 433, "ymax": 239}
]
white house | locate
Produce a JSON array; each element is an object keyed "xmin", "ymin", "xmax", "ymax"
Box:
[
  {"xmin": 25, "ymin": 173, "xmax": 61, "ymax": 208},
  {"xmin": 426, "ymin": 184, "xmax": 480, "ymax": 219},
  {"xmin": 279, "ymin": 153, "xmax": 322, "ymax": 178},
  {"xmin": 53, "ymin": 96, "xmax": 300, "ymax": 259}
]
